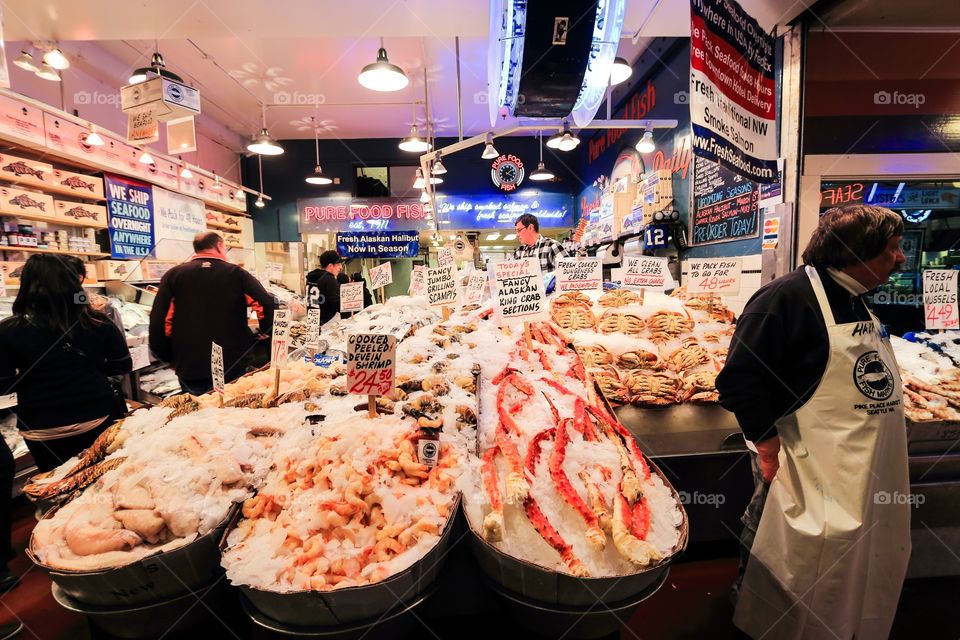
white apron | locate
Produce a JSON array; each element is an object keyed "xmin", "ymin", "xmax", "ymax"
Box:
[{"xmin": 734, "ymin": 266, "xmax": 911, "ymax": 640}]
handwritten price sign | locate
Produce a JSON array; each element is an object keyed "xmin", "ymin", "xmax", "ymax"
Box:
[
  {"xmin": 464, "ymin": 271, "xmax": 489, "ymax": 305},
  {"xmin": 923, "ymin": 269, "xmax": 959, "ymax": 330},
  {"xmin": 340, "ymin": 282, "xmax": 365, "ymax": 313},
  {"xmin": 369, "ymin": 262, "xmax": 393, "ymax": 290},
  {"xmin": 409, "ymin": 265, "xmax": 427, "ymax": 296},
  {"xmin": 347, "ymin": 334, "xmax": 396, "ymax": 396},
  {"xmin": 305, "ymin": 308, "xmax": 321, "ymax": 349},
  {"xmin": 271, "ymin": 309, "xmax": 290, "ymax": 369},
  {"xmin": 211, "ymin": 342, "xmax": 225, "ymax": 394},
  {"xmin": 555, "ymin": 257, "xmax": 602, "ymax": 292},
  {"xmin": 437, "ymin": 247, "xmax": 455, "ymax": 267},
  {"xmin": 623, "ymin": 256, "xmax": 671, "ymax": 291},
  {"xmin": 686, "ymin": 258, "xmax": 742, "ymax": 296}
]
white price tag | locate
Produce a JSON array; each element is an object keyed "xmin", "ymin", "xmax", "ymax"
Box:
[
  {"xmin": 369, "ymin": 262, "xmax": 393, "ymax": 289},
  {"xmin": 491, "ymin": 258, "xmax": 546, "ymax": 324},
  {"xmin": 555, "ymin": 257, "xmax": 602, "ymax": 293},
  {"xmin": 464, "ymin": 272, "xmax": 489, "ymax": 306},
  {"xmin": 271, "ymin": 309, "xmax": 290, "ymax": 369},
  {"xmin": 437, "ymin": 247, "xmax": 455, "ymax": 267},
  {"xmin": 623, "ymin": 256, "xmax": 672, "ymax": 291},
  {"xmin": 347, "ymin": 334, "xmax": 396, "ymax": 397},
  {"xmin": 305, "ymin": 308, "xmax": 322, "ymax": 348},
  {"xmin": 409, "ymin": 265, "xmax": 427, "ymax": 297},
  {"xmin": 685, "ymin": 258, "xmax": 742, "ymax": 296},
  {"xmin": 340, "ymin": 282, "xmax": 365, "ymax": 313},
  {"xmin": 265, "ymin": 262, "xmax": 284, "ymax": 282},
  {"xmin": 211, "ymin": 342, "xmax": 225, "ymax": 394},
  {"xmin": 923, "ymin": 269, "xmax": 959, "ymax": 330},
  {"xmin": 426, "ymin": 265, "xmax": 458, "ymax": 307}
]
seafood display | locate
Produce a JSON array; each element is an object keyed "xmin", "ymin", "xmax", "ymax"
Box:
[
  {"xmin": 464, "ymin": 321, "xmax": 684, "ymax": 577},
  {"xmin": 553, "ymin": 290, "xmax": 732, "ymax": 407},
  {"xmin": 891, "ymin": 335, "xmax": 960, "ymax": 422},
  {"xmin": 322, "ymin": 295, "xmax": 441, "ymax": 352}
]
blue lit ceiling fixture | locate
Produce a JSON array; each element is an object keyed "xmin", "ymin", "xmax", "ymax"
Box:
[
  {"xmin": 866, "ymin": 182, "xmax": 878, "ymax": 203},
  {"xmin": 901, "ymin": 209, "xmax": 932, "ymax": 223},
  {"xmin": 570, "ymin": 0, "xmax": 627, "ymax": 127},
  {"xmin": 488, "ymin": 0, "xmax": 528, "ymax": 126}
]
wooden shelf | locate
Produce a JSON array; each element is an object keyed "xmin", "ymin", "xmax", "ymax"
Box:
[
  {"xmin": 0, "ymin": 210, "xmax": 106, "ymax": 229},
  {"xmin": 0, "ymin": 246, "xmax": 109, "ymax": 257},
  {"xmin": 207, "ymin": 221, "xmax": 245, "ymax": 232},
  {"xmin": 0, "ymin": 179, "xmax": 105, "ymax": 202}
]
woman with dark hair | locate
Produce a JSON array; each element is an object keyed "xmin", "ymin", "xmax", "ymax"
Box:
[
  {"xmin": 0, "ymin": 255, "xmax": 132, "ymax": 472},
  {"xmin": 717, "ymin": 204, "xmax": 909, "ymax": 639}
]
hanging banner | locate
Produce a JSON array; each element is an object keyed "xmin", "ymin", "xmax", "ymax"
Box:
[
  {"xmin": 555, "ymin": 257, "xmax": 603, "ymax": 293},
  {"xmin": 336, "ymin": 231, "xmax": 420, "ymax": 258},
  {"xmin": 105, "ymin": 174, "xmax": 155, "ymax": 258},
  {"xmin": 689, "ymin": 0, "xmax": 778, "ymax": 183}
]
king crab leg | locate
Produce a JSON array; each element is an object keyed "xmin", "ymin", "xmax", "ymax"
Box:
[
  {"xmin": 543, "ymin": 393, "xmax": 561, "ymax": 426},
  {"xmin": 522, "ymin": 495, "xmax": 589, "ymax": 577},
  {"xmin": 497, "ymin": 373, "xmax": 534, "ymax": 436},
  {"xmin": 587, "ymin": 404, "xmax": 651, "ymax": 481},
  {"xmin": 481, "ymin": 446, "xmax": 505, "ymax": 542},
  {"xmin": 495, "ymin": 421, "xmax": 530, "ymax": 503},
  {"xmin": 612, "ymin": 480, "xmax": 661, "ymax": 567},
  {"xmin": 578, "ymin": 468, "xmax": 612, "ymax": 535},
  {"xmin": 632, "ymin": 495, "xmax": 651, "ymax": 541},
  {"xmin": 548, "ymin": 418, "xmax": 606, "ymax": 551},
  {"xmin": 532, "ymin": 346, "xmax": 553, "ymax": 371},
  {"xmin": 525, "ymin": 427, "xmax": 556, "ymax": 473},
  {"xmin": 574, "ymin": 397, "xmax": 598, "ymax": 441},
  {"xmin": 539, "ymin": 377, "xmax": 578, "ymax": 398}
]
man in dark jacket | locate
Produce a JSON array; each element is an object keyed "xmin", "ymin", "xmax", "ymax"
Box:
[
  {"xmin": 149, "ymin": 232, "xmax": 276, "ymax": 395},
  {"xmin": 305, "ymin": 250, "xmax": 343, "ymax": 324}
]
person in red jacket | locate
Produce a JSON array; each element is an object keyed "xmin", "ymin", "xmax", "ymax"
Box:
[{"xmin": 149, "ymin": 232, "xmax": 277, "ymax": 395}]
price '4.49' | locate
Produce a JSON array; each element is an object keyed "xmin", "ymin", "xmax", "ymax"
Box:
[{"xmin": 927, "ymin": 303, "xmax": 959, "ymax": 328}]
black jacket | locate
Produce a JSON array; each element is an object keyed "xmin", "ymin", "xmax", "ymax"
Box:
[
  {"xmin": 716, "ymin": 266, "xmax": 874, "ymax": 443},
  {"xmin": 149, "ymin": 255, "xmax": 276, "ymax": 380},
  {"xmin": 306, "ymin": 269, "xmax": 341, "ymax": 324},
  {"xmin": 0, "ymin": 314, "xmax": 132, "ymax": 430}
]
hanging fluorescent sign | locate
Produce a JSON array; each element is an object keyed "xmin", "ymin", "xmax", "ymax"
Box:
[
  {"xmin": 106, "ymin": 174, "xmax": 155, "ymax": 258},
  {"xmin": 301, "ymin": 193, "xmax": 574, "ymax": 232}
]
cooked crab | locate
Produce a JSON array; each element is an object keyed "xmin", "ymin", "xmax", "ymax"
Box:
[
  {"xmin": 680, "ymin": 370, "xmax": 719, "ymax": 403},
  {"xmin": 576, "ymin": 344, "xmax": 614, "ymax": 368},
  {"xmin": 552, "ymin": 306, "xmax": 597, "ymax": 331},
  {"xmin": 551, "ymin": 291, "xmax": 592, "ymax": 309},
  {"xmin": 598, "ymin": 289, "xmax": 640, "ymax": 308},
  {"xmin": 598, "ymin": 311, "xmax": 645, "ymax": 335},
  {"xmin": 665, "ymin": 338, "xmax": 712, "ymax": 372},
  {"xmin": 647, "ymin": 311, "xmax": 694, "ymax": 342},
  {"xmin": 589, "ymin": 366, "xmax": 630, "ymax": 405},
  {"xmin": 617, "ymin": 348, "xmax": 664, "ymax": 371},
  {"xmin": 623, "ymin": 370, "xmax": 680, "ymax": 406}
]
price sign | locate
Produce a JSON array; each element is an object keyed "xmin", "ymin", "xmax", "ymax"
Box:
[
  {"xmin": 464, "ymin": 272, "xmax": 489, "ymax": 305},
  {"xmin": 623, "ymin": 256, "xmax": 672, "ymax": 291},
  {"xmin": 923, "ymin": 269, "xmax": 959, "ymax": 330},
  {"xmin": 686, "ymin": 258, "xmax": 742, "ymax": 296},
  {"xmin": 491, "ymin": 257, "xmax": 546, "ymax": 324},
  {"xmin": 427, "ymin": 265, "xmax": 458, "ymax": 307},
  {"xmin": 369, "ymin": 262, "xmax": 393, "ymax": 289},
  {"xmin": 555, "ymin": 257, "xmax": 602, "ymax": 293},
  {"xmin": 211, "ymin": 342, "xmax": 225, "ymax": 394},
  {"xmin": 437, "ymin": 247, "xmax": 455, "ymax": 267},
  {"xmin": 305, "ymin": 308, "xmax": 322, "ymax": 348},
  {"xmin": 347, "ymin": 334, "xmax": 396, "ymax": 396},
  {"xmin": 265, "ymin": 262, "xmax": 284, "ymax": 282},
  {"xmin": 409, "ymin": 265, "xmax": 427, "ymax": 296},
  {"xmin": 340, "ymin": 282, "xmax": 365, "ymax": 313},
  {"xmin": 271, "ymin": 309, "xmax": 290, "ymax": 369}
]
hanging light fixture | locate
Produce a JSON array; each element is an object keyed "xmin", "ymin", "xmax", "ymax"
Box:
[
  {"xmin": 129, "ymin": 51, "xmax": 183, "ymax": 84},
  {"xmin": 305, "ymin": 117, "xmax": 332, "ymax": 185},
  {"xmin": 481, "ymin": 133, "xmax": 499, "ymax": 160},
  {"xmin": 235, "ymin": 187, "xmax": 245, "ymax": 199},
  {"xmin": 399, "ymin": 124, "xmax": 431, "ymax": 153},
  {"xmin": 84, "ymin": 125, "xmax": 105, "ymax": 147},
  {"xmin": 358, "ymin": 38, "xmax": 409, "ymax": 92},
  {"xmin": 413, "ymin": 168, "xmax": 426, "ymax": 190},
  {"xmin": 420, "ymin": 190, "xmax": 431, "ymax": 204},
  {"xmin": 247, "ymin": 104, "xmax": 284, "ymax": 155},
  {"xmin": 138, "ymin": 149, "xmax": 155, "ymax": 165},
  {"xmin": 255, "ymin": 194, "xmax": 265, "ymax": 208},
  {"xmin": 635, "ymin": 128, "xmax": 655, "ymax": 154},
  {"xmin": 42, "ymin": 47, "xmax": 70, "ymax": 71},
  {"xmin": 13, "ymin": 50, "xmax": 38, "ymax": 73},
  {"xmin": 431, "ymin": 153, "xmax": 447, "ymax": 176},
  {"xmin": 256, "ymin": 155, "xmax": 269, "ymax": 206},
  {"xmin": 211, "ymin": 174, "xmax": 222, "ymax": 190},
  {"xmin": 546, "ymin": 121, "xmax": 580, "ymax": 152},
  {"xmin": 610, "ymin": 57, "xmax": 632, "ymax": 86},
  {"xmin": 529, "ymin": 131, "xmax": 555, "ymax": 182},
  {"xmin": 178, "ymin": 157, "xmax": 193, "ymax": 179},
  {"xmin": 35, "ymin": 62, "xmax": 61, "ymax": 82}
]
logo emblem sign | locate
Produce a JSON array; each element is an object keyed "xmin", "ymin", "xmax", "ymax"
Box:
[
  {"xmin": 853, "ymin": 351, "xmax": 895, "ymax": 401},
  {"xmin": 491, "ymin": 154, "xmax": 524, "ymax": 192}
]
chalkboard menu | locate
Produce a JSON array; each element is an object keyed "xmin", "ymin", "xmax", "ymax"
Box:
[{"xmin": 691, "ymin": 157, "xmax": 760, "ymax": 246}]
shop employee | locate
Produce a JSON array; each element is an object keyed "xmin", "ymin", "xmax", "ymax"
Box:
[
  {"xmin": 305, "ymin": 250, "xmax": 344, "ymax": 324},
  {"xmin": 717, "ymin": 203, "xmax": 909, "ymax": 640},
  {"xmin": 512, "ymin": 213, "xmax": 568, "ymax": 273}
]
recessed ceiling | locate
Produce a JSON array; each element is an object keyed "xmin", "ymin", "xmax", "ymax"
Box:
[{"xmin": 3, "ymin": 0, "xmax": 807, "ymax": 142}]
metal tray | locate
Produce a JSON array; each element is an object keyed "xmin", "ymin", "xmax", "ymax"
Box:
[
  {"xmin": 29, "ymin": 504, "xmax": 238, "ymax": 607},
  {"xmin": 226, "ymin": 494, "xmax": 460, "ymax": 628},
  {"xmin": 51, "ymin": 576, "xmax": 232, "ymax": 639}
]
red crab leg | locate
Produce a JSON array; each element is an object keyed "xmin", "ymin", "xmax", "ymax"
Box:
[
  {"xmin": 566, "ymin": 358, "xmax": 586, "ymax": 382},
  {"xmin": 508, "ymin": 402, "xmax": 524, "ymax": 415},
  {"xmin": 497, "ymin": 386, "xmax": 523, "ymax": 435},
  {"xmin": 574, "ymin": 397, "xmax": 598, "ymax": 441},
  {"xmin": 548, "ymin": 418, "xmax": 606, "ymax": 550},
  {"xmin": 578, "ymin": 468, "xmax": 612, "ymax": 534},
  {"xmin": 522, "ymin": 495, "xmax": 589, "ymax": 577},
  {"xmin": 492, "ymin": 366, "xmax": 518, "ymax": 386},
  {"xmin": 587, "ymin": 405, "xmax": 651, "ymax": 481},
  {"xmin": 495, "ymin": 426, "xmax": 530, "ymax": 503},
  {"xmin": 542, "ymin": 393, "xmax": 561, "ymax": 426},
  {"xmin": 530, "ymin": 325, "xmax": 548, "ymax": 346},
  {"xmin": 541, "ymin": 323, "xmax": 568, "ymax": 352},
  {"xmin": 525, "ymin": 427, "xmax": 556, "ymax": 473},
  {"xmin": 539, "ymin": 377, "xmax": 577, "ymax": 398},
  {"xmin": 632, "ymin": 495, "xmax": 651, "ymax": 541},
  {"xmin": 480, "ymin": 445, "xmax": 505, "ymax": 542},
  {"xmin": 532, "ymin": 346, "xmax": 553, "ymax": 371}
]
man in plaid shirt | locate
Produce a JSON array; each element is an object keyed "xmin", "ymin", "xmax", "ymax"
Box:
[{"xmin": 512, "ymin": 213, "xmax": 569, "ymax": 273}]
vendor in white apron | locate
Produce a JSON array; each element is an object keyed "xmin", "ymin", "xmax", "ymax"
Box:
[{"xmin": 717, "ymin": 203, "xmax": 911, "ymax": 639}]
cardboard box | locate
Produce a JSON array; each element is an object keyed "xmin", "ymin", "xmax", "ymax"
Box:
[
  {"xmin": 640, "ymin": 170, "xmax": 674, "ymax": 226},
  {"xmin": 205, "ymin": 209, "xmax": 224, "ymax": 228},
  {"xmin": 0, "ymin": 185, "xmax": 55, "ymax": 219},
  {"xmin": 54, "ymin": 199, "xmax": 108, "ymax": 228},
  {"xmin": 51, "ymin": 169, "xmax": 104, "ymax": 200},
  {"xmin": 83, "ymin": 262, "xmax": 98, "ymax": 284},
  {"xmin": 95, "ymin": 259, "xmax": 142, "ymax": 281},
  {"xmin": 223, "ymin": 231, "xmax": 243, "ymax": 248},
  {"xmin": 0, "ymin": 152, "xmax": 53, "ymax": 189}
]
